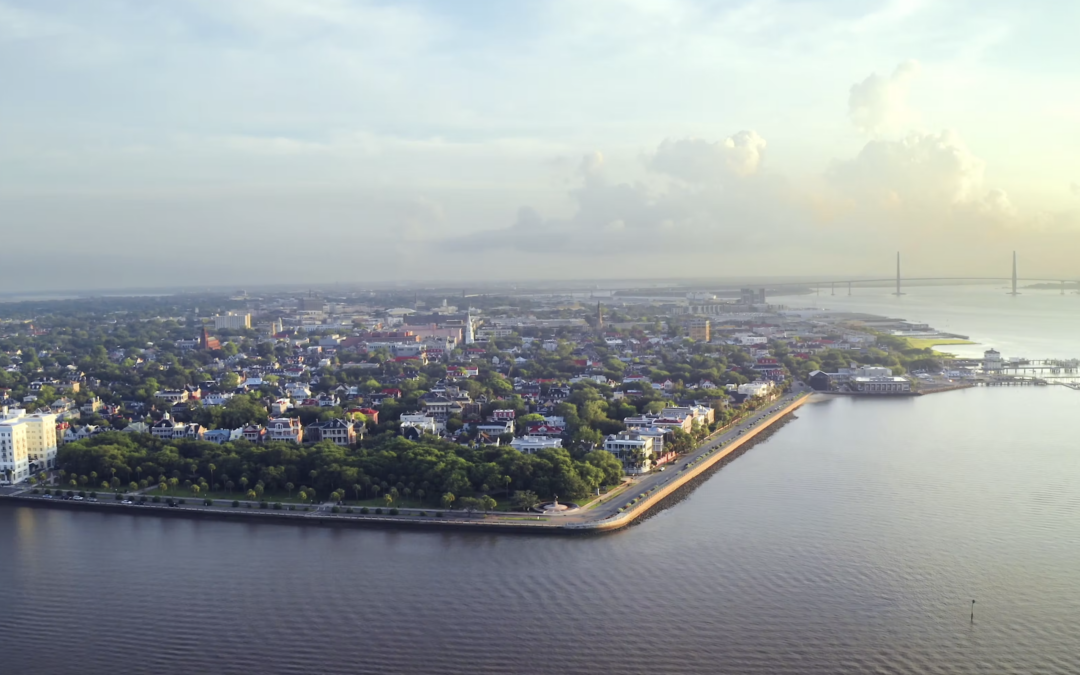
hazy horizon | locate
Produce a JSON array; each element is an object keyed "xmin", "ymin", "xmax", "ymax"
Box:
[{"xmin": 3, "ymin": 0, "xmax": 1079, "ymax": 292}]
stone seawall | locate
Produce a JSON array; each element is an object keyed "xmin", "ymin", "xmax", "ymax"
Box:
[{"xmin": 574, "ymin": 393, "xmax": 811, "ymax": 532}]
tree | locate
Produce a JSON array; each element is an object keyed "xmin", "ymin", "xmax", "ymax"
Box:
[
  {"xmin": 383, "ymin": 493, "xmax": 394, "ymax": 508},
  {"xmin": 287, "ymin": 482, "xmax": 295, "ymax": 499},
  {"xmin": 191, "ymin": 484, "xmax": 201, "ymax": 496},
  {"xmin": 208, "ymin": 463, "xmax": 216, "ymax": 490},
  {"xmin": 512, "ymin": 490, "xmax": 540, "ymax": 511},
  {"xmin": 159, "ymin": 481, "xmax": 167, "ymax": 494},
  {"xmin": 247, "ymin": 489, "xmax": 257, "ymax": 500},
  {"xmin": 441, "ymin": 492, "xmax": 456, "ymax": 510},
  {"xmin": 297, "ymin": 491, "xmax": 307, "ymax": 502},
  {"xmin": 480, "ymin": 495, "xmax": 497, "ymax": 515},
  {"xmin": 352, "ymin": 483, "xmax": 362, "ymax": 502}
]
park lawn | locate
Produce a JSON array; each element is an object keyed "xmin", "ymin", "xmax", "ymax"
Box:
[{"xmin": 903, "ymin": 337, "xmax": 975, "ymax": 350}]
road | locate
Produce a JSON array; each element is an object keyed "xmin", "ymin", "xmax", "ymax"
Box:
[{"xmin": 559, "ymin": 384, "xmax": 809, "ymax": 525}]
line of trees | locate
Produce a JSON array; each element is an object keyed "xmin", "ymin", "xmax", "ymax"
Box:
[{"xmin": 56, "ymin": 430, "xmax": 625, "ymax": 504}]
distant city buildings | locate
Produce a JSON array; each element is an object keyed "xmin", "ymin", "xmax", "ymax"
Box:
[{"xmin": 213, "ymin": 313, "xmax": 252, "ymax": 330}]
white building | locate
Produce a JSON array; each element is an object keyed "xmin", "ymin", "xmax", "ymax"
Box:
[
  {"xmin": 738, "ymin": 381, "xmax": 774, "ymax": 398},
  {"xmin": 510, "ymin": 436, "xmax": 563, "ymax": 454},
  {"xmin": 0, "ymin": 409, "xmax": 59, "ymax": 482},
  {"xmin": 400, "ymin": 413, "xmax": 444, "ymax": 435},
  {"xmin": 851, "ymin": 376, "xmax": 912, "ymax": 394},
  {"xmin": 603, "ymin": 431, "xmax": 657, "ymax": 475},
  {"xmin": 214, "ymin": 313, "xmax": 252, "ymax": 330}
]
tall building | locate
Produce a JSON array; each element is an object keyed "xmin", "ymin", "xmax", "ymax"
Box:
[
  {"xmin": 687, "ymin": 317, "xmax": 711, "ymax": 342},
  {"xmin": 597, "ymin": 302, "xmax": 604, "ymax": 332},
  {"xmin": 213, "ymin": 313, "xmax": 252, "ymax": 330},
  {"xmin": 0, "ymin": 409, "xmax": 58, "ymax": 483}
]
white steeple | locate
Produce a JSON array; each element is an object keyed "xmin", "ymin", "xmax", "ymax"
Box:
[{"xmin": 465, "ymin": 309, "xmax": 475, "ymax": 345}]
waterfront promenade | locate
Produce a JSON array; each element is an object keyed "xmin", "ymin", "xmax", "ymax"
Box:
[{"xmin": 1, "ymin": 390, "xmax": 811, "ymax": 534}]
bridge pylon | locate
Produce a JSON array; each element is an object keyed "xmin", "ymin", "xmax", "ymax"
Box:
[{"xmin": 1007, "ymin": 251, "xmax": 1020, "ymax": 295}]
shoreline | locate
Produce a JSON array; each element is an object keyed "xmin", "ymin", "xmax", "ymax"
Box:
[{"xmin": 0, "ymin": 393, "xmax": 813, "ymax": 535}]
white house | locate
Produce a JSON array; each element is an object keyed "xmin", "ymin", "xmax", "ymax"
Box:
[{"xmin": 510, "ymin": 436, "xmax": 563, "ymax": 454}]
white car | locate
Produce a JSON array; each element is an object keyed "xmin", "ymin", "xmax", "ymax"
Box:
[{"xmin": 121, "ymin": 500, "xmax": 133, "ymax": 505}]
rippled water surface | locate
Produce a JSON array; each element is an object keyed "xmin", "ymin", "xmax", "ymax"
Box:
[{"xmin": 3, "ymin": 386, "xmax": 1080, "ymax": 675}]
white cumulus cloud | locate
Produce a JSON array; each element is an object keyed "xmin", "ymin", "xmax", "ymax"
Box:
[
  {"xmin": 848, "ymin": 60, "xmax": 920, "ymax": 134},
  {"xmin": 650, "ymin": 131, "xmax": 767, "ymax": 181}
]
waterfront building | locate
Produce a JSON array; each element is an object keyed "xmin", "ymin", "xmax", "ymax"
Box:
[
  {"xmin": 850, "ymin": 376, "xmax": 912, "ymax": 394},
  {"xmin": 603, "ymin": 430, "xmax": 658, "ymax": 474},
  {"xmin": 738, "ymin": 381, "xmax": 774, "ymax": 398},
  {"xmin": 0, "ymin": 408, "xmax": 59, "ymax": 482}
]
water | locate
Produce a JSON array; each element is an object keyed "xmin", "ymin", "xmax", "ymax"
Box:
[
  {"xmin": 4, "ymin": 291, "xmax": 1080, "ymax": 675},
  {"xmin": 774, "ymin": 285, "xmax": 1080, "ymax": 359}
]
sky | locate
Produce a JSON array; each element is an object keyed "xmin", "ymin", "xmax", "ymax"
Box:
[{"xmin": 2, "ymin": 0, "xmax": 1079, "ymax": 291}]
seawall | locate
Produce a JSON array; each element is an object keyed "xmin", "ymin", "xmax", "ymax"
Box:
[{"xmin": 572, "ymin": 393, "xmax": 811, "ymax": 532}]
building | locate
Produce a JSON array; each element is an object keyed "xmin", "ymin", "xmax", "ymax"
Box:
[
  {"xmin": 213, "ymin": 313, "xmax": 252, "ymax": 330},
  {"xmin": 510, "ymin": 436, "xmax": 563, "ymax": 454},
  {"xmin": 687, "ymin": 317, "xmax": 711, "ymax": 342},
  {"xmin": 740, "ymin": 288, "xmax": 767, "ymax": 304},
  {"xmin": 807, "ymin": 370, "xmax": 833, "ymax": 391},
  {"xmin": 267, "ymin": 418, "xmax": 303, "ymax": 443},
  {"xmin": 464, "ymin": 311, "xmax": 476, "ymax": 345},
  {"xmin": 155, "ymin": 390, "xmax": 190, "ymax": 404},
  {"xmin": 738, "ymin": 381, "xmax": 774, "ymax": 398},
  {"xmin": 1, "ymin": 409, "xmax": 59, "ymax": 482},
  {"xmin": 400, "ymin": 413, "xmax": 444, "ymax": 436},
  {"xmin": 851, "ymin": 376, "xmax": 912, "ymax": 394},
  {"xmin": 308, "ymin": 418, "xmax": 356, "ymax": 446},
  {"xmin": 603, "ymin": 430, "xmax": 658, "ymax": 475},
  {"xmin": 0, "ymin": 420, "xmax": 29, "ymax": 484},
  {"xmin": 200, "ymin": 327, "xmax": 222, "ymax": 351}
]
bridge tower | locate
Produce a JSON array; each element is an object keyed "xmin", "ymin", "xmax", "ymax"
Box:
[
  {"xmin": 892, "ymin": 252, "xmax": 905, "ymax": 296},
  {"xmin": 1007, "ymin": 251, "xmax": 1020, "ymax": 295}
]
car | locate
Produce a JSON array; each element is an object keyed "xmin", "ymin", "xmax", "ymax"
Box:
[
  {"xmin": 168, "ymin": 502, "xmax": 179, "ymax": 508},
  {"xmin": 42, "ymin": 494, "xmax": 53, "ymax": 499},
  {"xmin": 121, "ymin": 500, "xmax": 133, "ymax": 505},
  {"xmin": 73, "ymin": 496, "xmax": 84, "ymax": 501},
  {"xmin": 658, "ymin": 467, "xmax": 667, "ymax": 472}
]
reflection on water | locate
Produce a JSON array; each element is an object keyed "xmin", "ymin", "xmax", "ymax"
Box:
[{"xmin": 3, "ymin": 387, "xmax": 1079, "ymax": 674}]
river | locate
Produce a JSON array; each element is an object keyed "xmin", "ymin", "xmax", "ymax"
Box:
[{"xmin": 3, "ymin": 288, "xmax": 1080, "ymax": 674}]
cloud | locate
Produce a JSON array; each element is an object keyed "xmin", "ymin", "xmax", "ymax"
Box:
[
  {"xmin": 445, "ymin": 132, "xmax": 807, "ymax": 261},
  {"xmin": 848, "ymin": 60, "xmax": 920, "ymax": 134},
  {"xmin": 828, "ymin": 129, "xmax": 997, "ymax": 212},
  {"xmin": 649, "ymin": 131, "xmax": 767, "ymax": 180}
]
